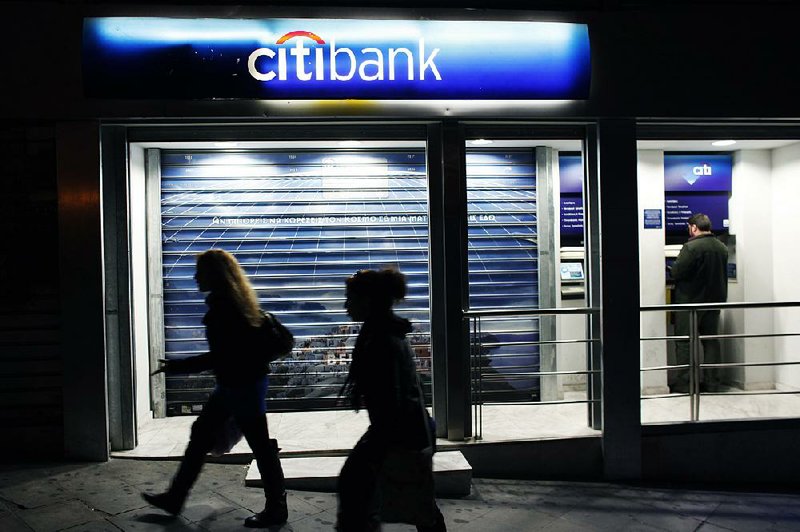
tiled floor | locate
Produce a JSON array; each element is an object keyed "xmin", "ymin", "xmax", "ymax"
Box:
[
  {"xmin": 114, "ymin": 391, "xmax": 800, "ymax": 459},
  {"xmin": 2, "ymin": 459, "xmax": 800, "ymax": 531}
]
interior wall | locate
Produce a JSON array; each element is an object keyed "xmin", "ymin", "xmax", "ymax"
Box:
[
  {"xmin": 129, "ymin": 145, "xmax": 152, "ymax": 428},
  {"xmin": 726, "ymin": 150, "xmax": 774, "ymax": 390},
  {"xmin": 554, "ymin": 151, "xmax": 588, "ymax": 395},
  {"xmin": 771, "ymin": 143, "xmax": 800, "ymax": 390},
  {"xmin": 637, "ymin": 150, "xmax": 668, "ymax": 395}
]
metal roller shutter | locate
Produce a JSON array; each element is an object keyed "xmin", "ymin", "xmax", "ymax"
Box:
[
  {"xmin": 467, "ymin": 149, "xmax": 540, "ymax": 402},
  {"xmin": 160, "ymin": 148, "xmax": 431, "ymax": 414}
]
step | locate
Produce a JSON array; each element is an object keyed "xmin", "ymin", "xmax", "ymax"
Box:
[{"xmin": 246, "ymin": 450, "xmax": 472, "ymax": 498}]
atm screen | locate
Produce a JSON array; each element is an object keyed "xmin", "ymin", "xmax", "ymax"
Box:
[{"xmin": 560, "ymin": 262, "xmax": 585, "ymax": 281}]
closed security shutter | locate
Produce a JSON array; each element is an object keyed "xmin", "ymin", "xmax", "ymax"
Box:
[
  {"xmin": 467, "ymin": 149, "xmax": 540, "ymax": 401},
  {"xmin": 160, "ymin": 149, "xmax": 430, "ymax": 414}
]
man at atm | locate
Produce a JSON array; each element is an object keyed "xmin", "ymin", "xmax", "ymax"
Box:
[{"xmin": 669, "ymin": 213, "xmax": 728, "ymax": 393}]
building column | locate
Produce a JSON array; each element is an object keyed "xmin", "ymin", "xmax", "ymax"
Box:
[
  {"xmin": 434, "ymin": 121, "xmax": 470, "ymax": 440},
  {"xmin": 596, "ymin": 119, "xmax": 642, "ymax": 480},
  {"xmin": 58, "ymin": 121, "xmax": 109, "ymax": 461}
]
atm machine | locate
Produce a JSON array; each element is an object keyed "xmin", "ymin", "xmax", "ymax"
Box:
[
  {"xmin": 559, "ymin": 247, "xmax": 586, "ymax": 300},
  {"xmin": 665, "ymin": 245, "xmax": 681, "ymax": 304}
]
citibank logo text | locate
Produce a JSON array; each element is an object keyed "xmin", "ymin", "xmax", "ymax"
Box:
[
  {"xmin": 247, "ymin": 30, "xmax": 442, "ymax": 82},
  {"xmin": 693, "ymin": 164, "xmax": 713, "ymax": 176}
]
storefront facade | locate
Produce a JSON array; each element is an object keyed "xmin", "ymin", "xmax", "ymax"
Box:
[{"xmin": 3, "ymin": 1, "xmax": 800, "ymax": 483}]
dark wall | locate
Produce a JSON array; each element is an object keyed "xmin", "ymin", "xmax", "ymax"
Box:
[
  {"xmin": 0, "ymin": 125, "xmax": 62, "ymax": 460},
  {"xmin": 588, "ymin": 7, "xmax": 800, "ymax": 119},
  {"xmin": 642, "ymin": 421, "xmax": 800, "ymax": 485},
  {"xmin": 461, "ymin": 437, "xmax": 604, "ymax": 480}
]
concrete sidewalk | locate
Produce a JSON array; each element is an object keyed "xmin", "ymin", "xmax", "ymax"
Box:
[{"xmin": 1, "ymin": 459, "xmax": 799, "ymax": 531}]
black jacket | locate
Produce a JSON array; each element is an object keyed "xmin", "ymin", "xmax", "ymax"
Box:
[
  {"xmin": 347, "ymin": 314, "xmax": 432, "ymax": 450},
  {"xmin": 170, "ymin": 292, "xmax": 268, "ymax": 385},
  {"xmin": 671, "ymin": 233, "xmax": 729, "ymax": 304}
]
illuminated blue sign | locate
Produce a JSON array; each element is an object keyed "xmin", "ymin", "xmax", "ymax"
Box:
[
  {"xmin": 83, "ymin": 17, "xmax": 591, "ymax": 100},
  {"xmin": 664, "ymin": 154, "xmax": 733, "ymax": 192},
  {"xmin": 560, "ymin": 196, "xmax": 584, "ymax": 237},
  {"xmin": 559, "ymin": 153, "xmax": 583, "ymax": 193},
  {"xmin": 643, "ymin": 208, "xmax": 663, "ymax": 229},
  {"xmin": 665, "ymin": 193, "xmax": 729, "ymax": 234}
]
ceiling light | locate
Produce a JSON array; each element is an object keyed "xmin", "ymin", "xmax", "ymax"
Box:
[
  {"xmin": 213, "ymin": 141, "xmax": 239, "ymax": 148},
  {"xmin": 470, "ymin": 139, "xmax": 493, "ymax": 145},
  {"xmin": 711, "ymin": 140, "xmax": 737, "ymax": 147},
  {"xmin": 339, "ymin": 140, "xmax": 362, "ymax": 147}
]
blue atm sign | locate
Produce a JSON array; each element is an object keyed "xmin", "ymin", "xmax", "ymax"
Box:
[
  {"xmin": 664, "ymin": 154, "xmax": 733, "ymax": 192},
  {"xmin": 82, "ymin": 18, "xmax": 591, "ymax": 100}
]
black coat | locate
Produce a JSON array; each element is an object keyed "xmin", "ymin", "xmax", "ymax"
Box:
[
  {"xmin": 170, "ymin": 292, "xmax": 268, "ymax": 385},
  {"xmin": 671, "ymin": 233, "xmax": 729, "ymax": 304},
  {"xmin": 348, "ymin": 314, "xmax": 432, "ymax": 450}
]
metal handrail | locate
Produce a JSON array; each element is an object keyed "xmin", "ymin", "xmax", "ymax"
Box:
[
  {"xmin": 465, "ymin": 306, "xmax": 599, "ymax": 318},
  {"xmin": 640, "ymin": 300, "xmax": 800, "ymax": 421},
  {"xmin": 468, "ymin": 306, "xmax": 600, "ymax": 440},
  {"xmin": 641, "ymin": 300, "xmax": 800, "ymax": 312}
]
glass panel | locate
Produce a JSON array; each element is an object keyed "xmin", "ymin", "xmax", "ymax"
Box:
[
  {"xmin": 465, "ymin": 140, "xmax": 596, "ymax": 442},
  {"xmin": 160, "ymin": 148, "xmax": 430, "ymax": 415},
  {"xmin": 638, "ymin": 137, "xmax": 800, "ymax": 423},
  {"xmin": 467, "ymin": 148, "xmax": 540, "ymax": 402}
]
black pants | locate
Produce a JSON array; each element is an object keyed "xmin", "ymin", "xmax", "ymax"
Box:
[
  {"xmin": 170, "ymin": 382, "xmax": 285, "ymax": 503},
  {"xmin": 673, "ymin": 309, "xmax": 722, "ymax": 389},
  {"xmin": 337, "ymin": 431, "xmax": 444, "ymax": 532}
]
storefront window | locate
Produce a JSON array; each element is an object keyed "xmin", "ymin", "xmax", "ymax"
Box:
[
  {"xmin": 638, "ymin": 134, "xmax": 800, "ymax": 423},
  {"xmin": 465, "ymin": 140, "xmax": 596, "ymax": 440}
]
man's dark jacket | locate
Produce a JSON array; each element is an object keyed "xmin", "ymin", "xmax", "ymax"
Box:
[{"xmin": 671, "ymin": 233, "xmax": 728, "ymax": 304}]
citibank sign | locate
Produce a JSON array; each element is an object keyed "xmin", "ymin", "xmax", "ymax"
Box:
[
  {"xmin": 83, "ymin": 17, "xmax": 590, "ymax": 100},
  {"xmin": 248, "ymin": 31, "xmax": 442, "ymax": 83}
]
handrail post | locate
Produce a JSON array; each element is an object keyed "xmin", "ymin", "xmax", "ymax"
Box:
[
  {"xmin": 470, "ymin": 316, "xmax": 475, "ymax": 439},
  {"xmin": 469, "ymin": 315, "xmax": 483, "ymax": 441},
  {"xmin": 689, "ymin": 309, "xmax": 699, "ymax": 421},
  {"xmin": 476, "ymin": 316, "xmax": 483, "ymax": 440}
]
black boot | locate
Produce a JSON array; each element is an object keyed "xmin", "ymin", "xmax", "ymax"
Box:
[
  {"xmin": 143, "ymin": 425, "xmax": 208, "ymax": 517},
  {"xmin": 141, "ymin": 491, "xmax": 183, "ymax": 516},
  {"xmin": 244, "ymin": 491, "xmax": 288, "ymax": 528},
  {"xmin": 244, "ymin": 438, "xmax": 288, "ymax": 527}
]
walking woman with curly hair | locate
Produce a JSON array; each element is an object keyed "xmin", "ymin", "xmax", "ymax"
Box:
[
  {"xmin": 337, "ymin": 268, "xmax": 446, "ymax": 532},
  {"xmin": 142, "ymin": 249, "xmax": 287, "ymax": 528}
]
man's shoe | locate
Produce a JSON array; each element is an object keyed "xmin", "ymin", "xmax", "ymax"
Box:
[
  {"xmin": 142, "ymin": 491, "xmax": 182, "ymax": 516},
  {"xmin": 244, "ymin": 508, "xmax": 288, "ymax": 528},
  {"xmin": 244, "ymin": 493, "xmax": 288, "ymax": 528}
]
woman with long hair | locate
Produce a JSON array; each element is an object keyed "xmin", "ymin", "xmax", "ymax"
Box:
[
  {"xmin": 142, "ymin": 249, "xmax": 287, "ymax": 528},
  {"xmin": 337, "ymin": 268, "xmax": 446, "ymax": 532}
]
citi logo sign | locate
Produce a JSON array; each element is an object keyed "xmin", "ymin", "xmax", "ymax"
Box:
[
  {"xmin": 683, "ymin": 163, "xmax": 712, "ymax": 185},
  {"xmin": 247, "ymin": 30, "xmax": 442, "ymax": 82},
  {"xmin": 693, "ymin": 164, "xmax": 713, "ymax": 176}
]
